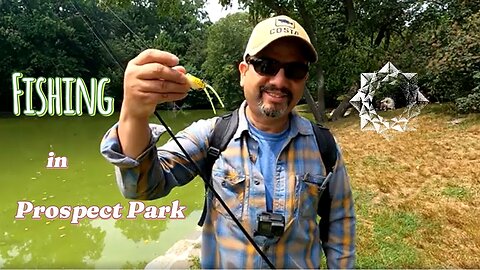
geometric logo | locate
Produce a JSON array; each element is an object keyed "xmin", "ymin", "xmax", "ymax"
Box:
[{"xmin": 349, "ymin": 62, "xmax": 429, "ymax": 136}]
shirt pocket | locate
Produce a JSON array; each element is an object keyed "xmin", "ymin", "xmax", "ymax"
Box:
[
  {"xmin": 295, "ymin": 173, "xmax": 328, "ymax": 218},
  {"xmin": 211, "ymin": 165, "xmax": 246, "ymax": 221}
]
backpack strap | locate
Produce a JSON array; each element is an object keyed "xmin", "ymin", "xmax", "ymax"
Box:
[
  {"xmin": 311, "ymin": 123, "xmax": 337, "ymax": 243},
  {"xmin": 197, "ymin": 108, "xmax": 239, "ymax": 226}
]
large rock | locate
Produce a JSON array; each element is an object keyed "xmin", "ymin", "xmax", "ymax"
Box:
[{"xmin": 145, "ymin": 230, "xmax": 201, "ymax": 269}]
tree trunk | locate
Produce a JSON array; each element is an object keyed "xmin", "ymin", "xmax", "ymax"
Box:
[
  {"xmin": 303, "ymin": 90, "xmax": 324, "ymax": 124},
  {"xmin": 330, "ymin": 83, "xmax": 358, "ymax": 121},
  {"xmin": 374, "ymin": 24, "xmax": 387, "ymax": 47},
  {"xmin": 343, "ymin": 0, "xmax": 356, "ymax": 23},
  {"xmin": 385, "ymin": 28, "xmax": 391, "ymax": 50}
]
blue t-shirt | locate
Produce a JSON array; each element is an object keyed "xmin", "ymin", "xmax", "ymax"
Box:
[{"xmin": 247, "ymin": 120, "xmax": 290, "ymax": 212}]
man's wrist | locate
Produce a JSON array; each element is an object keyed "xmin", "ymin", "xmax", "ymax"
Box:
[{"xmin": 118, "ymin": 111, "xmax": 151, "ymax": 159}]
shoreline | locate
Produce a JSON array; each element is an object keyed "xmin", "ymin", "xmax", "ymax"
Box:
[{"xmin": 145, "ymin": 227, "xmax": 202, "ymax": 269}]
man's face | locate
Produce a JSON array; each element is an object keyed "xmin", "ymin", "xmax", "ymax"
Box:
[{"xmin": 239, "ymin": 38, "xmax": 308, "ymax": 120}]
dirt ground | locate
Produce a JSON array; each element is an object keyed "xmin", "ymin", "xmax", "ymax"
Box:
[{"xmin": 327, "ymin": 105, "xmax": 480, "ymax": 267}]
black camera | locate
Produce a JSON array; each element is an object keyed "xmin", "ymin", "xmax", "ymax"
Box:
[{"xmin": 254, "ymin": 212, "xmax": 285, "ymax": 238}]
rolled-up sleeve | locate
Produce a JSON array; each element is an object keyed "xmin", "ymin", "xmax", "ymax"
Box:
[{"xmin": 323, "ymin": 146, "xmax": 356, "ymax": 269}]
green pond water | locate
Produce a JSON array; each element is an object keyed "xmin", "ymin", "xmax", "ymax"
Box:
[{"xmin": 0, "ymin": 110, "xmax": 219, "ymax": 268}]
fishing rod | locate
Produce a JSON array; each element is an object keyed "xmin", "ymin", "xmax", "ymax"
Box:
[{"xmin": 70, "ymin": 1, "xmax": 275, "ymax": 268}]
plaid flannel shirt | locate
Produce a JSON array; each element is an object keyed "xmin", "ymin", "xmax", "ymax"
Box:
[{"xmin": 100, "ymin": 102, "xmax": 355, "ymax": 268}]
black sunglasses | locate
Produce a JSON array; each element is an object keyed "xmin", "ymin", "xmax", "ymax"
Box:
[{"xmin": 246, "ymin": 56, "xmax": 309, "ymax": 80}]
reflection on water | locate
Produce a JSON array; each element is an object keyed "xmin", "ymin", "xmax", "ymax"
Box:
[
  {"xmin": 0, "ymin": 110, "xmax": 215, "ymax": 268},
  {"xmin": 0, "ymin": 217, "xmax": 105, "ymax": 268},
  {"xmin": 115, "ymin": 216, "xmax": 167, "ymax": 243},
  {"xmin": 0, "ymin": 210, "xmax": 202, "ymax": 268},
  {"xmin": 91, "ymin": 210, "xmax": 201, "ymax": 268}
]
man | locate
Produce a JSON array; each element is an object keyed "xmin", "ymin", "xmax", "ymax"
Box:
[{"xmin": 101, "ymin": 15, "xmax": 355, "ymax": 268}]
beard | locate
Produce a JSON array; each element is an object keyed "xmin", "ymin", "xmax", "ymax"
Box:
[{"xmin": 257, "ymin": 84, "xmax": 293, "ymax": 118}]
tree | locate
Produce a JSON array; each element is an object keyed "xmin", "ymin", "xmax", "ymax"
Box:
[
  {"xmin": 202, "ymin": 12, "xmax": 252, "ymax": 109},
  {"xmin": 0, "ymin": 0, "xmax": 108, "ymax": 112},
  {"xmin": 0, "ymin": 0, "xmax": 211, "ymax": 112}
]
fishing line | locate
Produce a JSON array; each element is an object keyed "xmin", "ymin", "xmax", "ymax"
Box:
[
  {"xmin": 71, "ymin": 1, "xmax": 275, "ymax": 268},
  {"xmin": 71, "ymin": 1, "xmax": 125, "ymax": 71}
]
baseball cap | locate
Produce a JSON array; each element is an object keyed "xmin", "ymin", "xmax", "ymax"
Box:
[{"xmin": 243, "ymin": 15, "xmax": 318, "ymax": 63}]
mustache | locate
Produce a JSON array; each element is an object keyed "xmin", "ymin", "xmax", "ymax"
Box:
[{"xmin": 259, "ymin": 84, "xmax": 292, "ymax": 98}]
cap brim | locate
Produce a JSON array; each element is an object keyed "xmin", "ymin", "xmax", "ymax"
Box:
[{"xmin": 244, "ymin": 35, "xmax": 318, "ymax": 63}]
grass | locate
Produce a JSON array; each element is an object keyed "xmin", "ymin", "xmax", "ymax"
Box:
[
  {"xmin": 308, "ymin": 103, "xmax": 480, "ymax": 268},
  {"xmin": 188, "ymin": 255, "xmax": 201, "ymax": 269},
  {"xmin": 442, "ymin": 184, "xmax": 473, "ymax": 200},
  {"xmin": 363, "ymin": 211, "xmax": 421, "ymax": 267}
]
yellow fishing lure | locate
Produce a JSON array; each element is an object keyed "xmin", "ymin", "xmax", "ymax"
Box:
[{"xmin": 186, "ymin": 73, "xmax": 225, "ymax": 114}]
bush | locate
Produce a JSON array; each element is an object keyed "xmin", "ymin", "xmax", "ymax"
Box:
[
  {"xmin": 455, "ymin": 88, "xmax": 480, "ymax": 114},
  {"xmin": 455, "ymin": 71, "xmax": 480, "ymax": 114},
  {"xmin": 421, "ymin": 11, "xmax": 480, "ymax": 103}
]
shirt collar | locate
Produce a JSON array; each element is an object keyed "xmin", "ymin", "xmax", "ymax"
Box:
[{"xmin": 233, "ymin": 101, "xmax": 313, "ymax": 141}]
